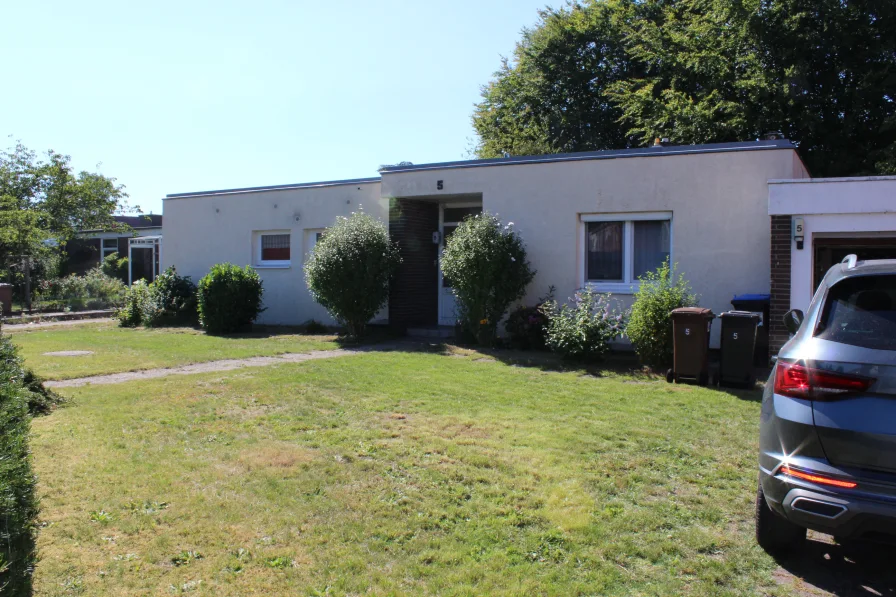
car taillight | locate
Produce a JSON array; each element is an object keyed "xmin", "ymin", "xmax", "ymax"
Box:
[
  {"xmin": 774, "ymin": 361, "xmax": 875, "ymax": 400},
  {"xmin": 780, "ymin": 465, "xmax": 858, "ymax": 489}
]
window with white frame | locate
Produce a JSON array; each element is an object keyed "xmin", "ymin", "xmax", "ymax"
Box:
[
  {"xmin": 305, "ymin": 229, "xmax": 325, "ymax": 258},
  {"xmin": 102, "ymin": 238, "xmax": 119, "ymax": 259},
  {"xmin": 255, "ymin": 231, "xmax": 291, "ymax": 266},
  {"xmin": 581, "ymin": 213, "xmax": 671, "ymax": 291}
]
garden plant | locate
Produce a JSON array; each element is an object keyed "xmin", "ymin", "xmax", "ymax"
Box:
[
  {"xmin": 197, "ymin": 263, "xmax": 264, "ymax": 335},
  {"xmin": 305, "ymin": 211, "xmax": 401, "ymax": 338},
  {"xmin": 543, "ymin": 288, "xmax": 625, "ymax": 362},
  {"xmin": 440, "ymin": 213, "xmax": 535, "ymax": 345},
  {"xmin": 625, "ymin": 260, "xmax": 698, "ymax": 369}
]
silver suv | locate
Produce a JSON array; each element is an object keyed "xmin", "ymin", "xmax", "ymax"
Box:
[{"xmin": 757, "ymin": 255, "xmax": 896, "ymax": 554}]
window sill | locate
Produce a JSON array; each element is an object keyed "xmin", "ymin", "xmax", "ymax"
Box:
[
  {"xmin": 254, "ymin": 263, "xmax": 291, "ymax": 270},
  {"xmin": 585, "ymin": 281, "xmax": 639, "ymax": 295}
]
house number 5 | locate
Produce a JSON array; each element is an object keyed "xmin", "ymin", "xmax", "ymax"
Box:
[
  {"xmin": 437, "ymin": 180, "xmax": 444, "ymax": 190},
  {"xmin": 685, "ymin": 328, "xmax": 690, "ymax": 336},
  {"xmin": 733, "ymin": 332, "xmax": 739, "ymax": 340}
]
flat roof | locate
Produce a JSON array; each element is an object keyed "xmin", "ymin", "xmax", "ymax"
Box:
[
  {"xmin": 166, "ymin": 139, "xmax": 797, "ymax": 198},
  {"xmin": 769, "ymin": 175, "xmax": 896, "ymax": 185},
  {"xmin": 166, "ymin": 177, "xmax": 382, "ymax": 199},
  {"xmin": 378, "ymin": 139, "xmax": 796, "ymax": 173}
]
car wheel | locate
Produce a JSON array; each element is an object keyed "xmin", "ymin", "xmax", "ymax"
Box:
[
  {"xmin": 756, "ymin": 484, "xmax": 806, "ymax": 556},
  {"xmin": 665, "ymin": 369, "xmax": 674, "ymax": 384}
]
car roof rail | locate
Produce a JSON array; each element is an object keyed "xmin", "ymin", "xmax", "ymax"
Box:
[{"xmin": 842, "ymin": 254, "xmax": 858, "ymax": 270}]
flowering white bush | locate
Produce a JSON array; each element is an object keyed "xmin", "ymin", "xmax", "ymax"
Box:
[
  {"xmin": 304, "ymin": 211, "xmax": 401, "ymax": 338},
  {"xmin": 543, "ymin": 288, "xmax": 625, "ymax": 362},
  {"xmin": 440, "ymin": 213, "xmax": 535, "ymax": 345}
]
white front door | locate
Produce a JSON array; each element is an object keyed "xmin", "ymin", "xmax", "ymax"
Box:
[{"xmin": 438, "ymin": 203, "xmax": 482, "ymax": 326}]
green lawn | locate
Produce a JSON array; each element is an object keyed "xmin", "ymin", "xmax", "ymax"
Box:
[
  {"xmin": 7, "ymin": 322, "xmax": 338, "ymax": 380},
  {"xmin": 28, "ymin": 341, "xmax": 785, "ymax": 596}
]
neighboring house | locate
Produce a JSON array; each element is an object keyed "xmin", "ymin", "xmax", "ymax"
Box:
[
  {"xmin": 163, "ymin": 139, "xmax": 809, "ymax": 346},
  {"xmin": 768, "ymin": 176, "xmax": 896, "ymax": 354},
  {"xmin": 67, "ymin": 214, "xmax": 163, "ymax": 281}
]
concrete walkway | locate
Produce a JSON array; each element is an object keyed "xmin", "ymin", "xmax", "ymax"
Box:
[{"xmin": 44, "ymin": 344, "xmax": 405, "ymax": 388}]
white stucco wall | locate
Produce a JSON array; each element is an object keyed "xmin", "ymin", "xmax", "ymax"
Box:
[
  {"xmin": 162, "ymin": 181, "xmax": 386, "ymax": 326},
  {"xmin": 769, "ymin": 176, "xmax": 896, "ymax": 312},
  {"xmin": 383, "ymin": 148, "xmax": 807, "ymax": 346}
]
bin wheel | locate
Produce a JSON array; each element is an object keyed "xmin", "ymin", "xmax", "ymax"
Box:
[{"xmin": 665, "ymin": 369, "xmax": 674, "ymax": 384}]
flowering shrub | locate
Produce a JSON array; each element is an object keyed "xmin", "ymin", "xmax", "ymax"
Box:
[
  {"xmin": 440, "ymin": 213, "xmax": 535, "ymax": 345},
  {"xmin": 36, "ymin": 268, "xmax": 127, "ymax": 311},
  {"xmin": 626, "ymin": 260, "xmax": 697, "ymax": 369},
  {"xmin": 543, "ymin": 288, "xmax": 625, "ymax": 362},
  {"xmin": 305, "ymin": 211, "xmax": 401, "ymax": 338},
  {"xmin": 505, "ymin": 286, "xmax": 555, "ymax": 350},
  {"xmin": 117, "ymin": 280, "xmax": 151, "ymax": 327}
]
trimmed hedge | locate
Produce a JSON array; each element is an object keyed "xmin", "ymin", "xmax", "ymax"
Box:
[
  {"xmin": 0, "ymin": 335, "xmax": 38, "ymax": 596},
  {"xmin": 197, "ymin": 264, "xmax": 264, "ymax": 334}
]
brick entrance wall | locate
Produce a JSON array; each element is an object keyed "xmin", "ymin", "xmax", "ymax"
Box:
[
  {"xmin": 388, "ymin": 199, "xmax": 439, "ymax": 330},
  {"xmin": 769, "ymin": 215, "xmax": 792, "ymax": 355}
]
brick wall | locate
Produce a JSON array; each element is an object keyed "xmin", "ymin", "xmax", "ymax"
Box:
[
  {"xmin": 388, "ymin": 199, "xmax": 439, "ymax": 330},
  {"xmin": 769, "ymin": 215, "xmax": 792, "ymax": 355}
]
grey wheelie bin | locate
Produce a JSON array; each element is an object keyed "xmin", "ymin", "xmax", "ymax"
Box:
[
  {"xmin": 667, "ymin": 307, "xmax": 715, "ymax": 386},
  {"xmin": 719, "ymin": 311, "xmax": 760, "ymax": 387},
  {"xmin": 730, "ymin": 294, "xmax": 770, "ymax": 366}
]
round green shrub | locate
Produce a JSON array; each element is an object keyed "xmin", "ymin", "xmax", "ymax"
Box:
[
  {"xmin": 543, "ymin": 288, "xmax": 625, "ymax": 361},
  {"xmin": 625, "ymin": 260, "xmax": 698, "ymax": 369},
  {"xmin": 197, "ymin": 263, "xmax": 264, "ymax": 334},
  {"xmin": 440, "ymin": 213, "xmax": 535, "ymax": 345},
  {"xmin": 304, "ymin": 212, "xmax": 401, "ymax": 338}
]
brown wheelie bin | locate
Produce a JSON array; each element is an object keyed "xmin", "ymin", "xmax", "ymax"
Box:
[{"xmin": 667, "ymin": 307, "xmax": 715, "ymax": 386}]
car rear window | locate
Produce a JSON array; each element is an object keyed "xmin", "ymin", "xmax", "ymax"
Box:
[{"xmin": 815, "ymin": 275, "xmax": 896, "ymax": 350}]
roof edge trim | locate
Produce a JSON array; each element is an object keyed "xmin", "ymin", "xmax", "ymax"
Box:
[{"xmin": 166, "ymin": 177, "xmax": 382, "ymax": 199}]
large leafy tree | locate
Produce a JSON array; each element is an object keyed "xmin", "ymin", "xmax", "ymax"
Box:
[
  {"xmin": 0, "ymin": 141, "xmax": 132, "ymax": 269},
  {"xmin": 473, "ymin": 0, "xmax": 896, "ymax": 177},
  {"xmin": 472, "ymin": 1, "xmax": 637, "ymax": 158}
]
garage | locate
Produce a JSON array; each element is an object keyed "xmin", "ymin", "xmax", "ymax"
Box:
[{"xmin": 768, "ymin": 176, "xmax": 896, "ymax": 355}]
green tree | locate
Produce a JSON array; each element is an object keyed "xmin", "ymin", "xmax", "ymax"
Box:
[
  {"xmin": 472, "ymin": 1, "xmax": 636, "ymax": 158},
  {"xmin": 473, "ymin": 0, "xmax": 896, "ymax": 177},
  {"xmin": 0, "ymin": 141, "xmax": 134, "ymax": 271}
]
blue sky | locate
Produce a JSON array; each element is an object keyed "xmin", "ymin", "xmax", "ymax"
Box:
[{"xmin": 1, "ymin": 0, "xmax": 549, "ymax": 215}]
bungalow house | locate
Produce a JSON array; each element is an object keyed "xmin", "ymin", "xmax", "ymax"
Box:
[
  {"xmin": 162, "ymin": 139, "xmax": 808, "ymax": 346},
  {"xmin": 768, "ymin": 175, "xmax": 896, "ymax": 355},
  {"xmin": 68, "ymin": 214, "xmax": 163, "ymax": 282}
]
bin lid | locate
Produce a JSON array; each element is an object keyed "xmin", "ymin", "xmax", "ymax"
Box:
[
  {"xmin": 720, "ymin": 310, "xmax": 760, "ymax": 319},
  {"xmin": 671, "ymin": 307, "xmax": 714, "ymax": 318},
  {"xmin": 732, "ymin": 293, "xmax": 771, "ymax": 302}
]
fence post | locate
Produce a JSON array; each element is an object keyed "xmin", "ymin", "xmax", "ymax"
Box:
[{"xmin": 23, "ymin": 256, "xmax": 32, "ymax": 314}]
